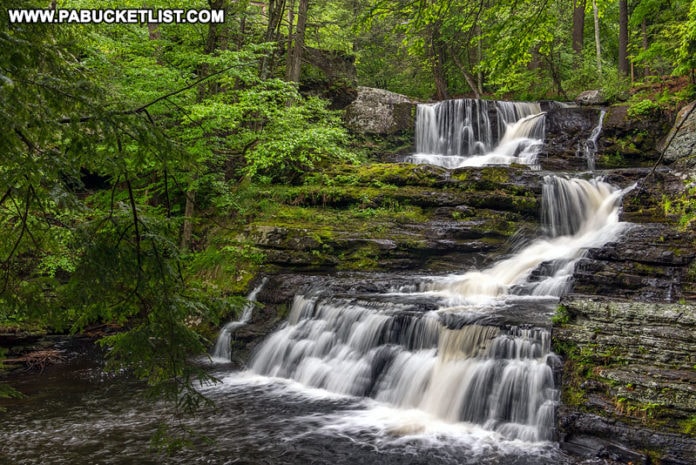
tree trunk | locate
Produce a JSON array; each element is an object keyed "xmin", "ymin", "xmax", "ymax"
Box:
[
  {"xmin": 449, "ymin": 47, "xmax": 480, "ymax": 98},
  {"xmin": 259, "ymin": 0, "xmax": 286, "ymax": 79},
  {"xmin": 572, "ymin": 0, "xmax": 586, "ymax": 56},
  {"xmin": 593, "ymin": 0, "xmax": 602, "ymax": 73},
  {"xmin": 287, "ymin": 0, "xmax": 308, "ymax": 82},
  {"xmin": 285, "ymin": 0, "xmax": 296, "ymax": 81},
  {"xmin": 618, "ymin": 0, "xmax": 629, "ymax": 76},
  {"xmin": 180, "ymin": 190, "xmax": 196, "ymax": 251}
]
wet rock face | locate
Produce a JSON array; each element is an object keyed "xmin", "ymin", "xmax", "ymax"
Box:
[
  {"xmin": 242, "ymin": 165, "xmax": 541, "ymax": 272},
  {"xmin": 571, "ymin": 223, "xmax": 696, "ymax": 302},
  {"xmin": 567, "ymin": 169, "xmax": 696, "ymax": 302},
  {"xmin": 542, "ymin": 106, "xmax": 603, "ymax": 171},
  {"xmin": 551, "ymin": 159, "xmax": 696, "ymax": 463},
  {"xmin": 598, "ymin": 104, "xmax": 672, "ymax": 167},
  {"xmin": 559, "ymin": 412, "xmax": 696, "ymax": 465},
  {"xmin": 344, "ymin": 87, "xmax": 417, "ymax": 134}
]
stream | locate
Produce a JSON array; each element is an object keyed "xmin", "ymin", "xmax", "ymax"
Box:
[{"xmin": 1, "ymin": 297, "xmax": 574, "ymax": 465}]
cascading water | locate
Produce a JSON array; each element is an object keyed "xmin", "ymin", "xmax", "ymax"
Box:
[
  {"xmin": 583, "ymin": 110, "xmax": 606, "ymax": 171},
  {"xmin": 433, "ymin": 176, "xmax": 633, "ymax": 300},
  {"xmin": 407, "ymin": 99, "xmax": 546, "ymax": 169},
  {"xmin": 211, "ymin": 277, "xmax": 267, "ymax": 363},
  {"xmin": 3, "ymin": 106, "xmax": 640, "ymax": 465},
  {"xmin": 247, "ymin": 175, "xmax": 633, "ymax": 444},
  {"xmin": 414, "ymin": 99, "xmax": 494, "ymax": 156},
  {"xmin": 251, "ymin": 301, "xmax": 557, "ymax": 442}
]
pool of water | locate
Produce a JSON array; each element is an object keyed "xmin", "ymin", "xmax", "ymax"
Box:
[{"xmin": 0, "ymin": 347, "xmax": 582, "ymax": 465}]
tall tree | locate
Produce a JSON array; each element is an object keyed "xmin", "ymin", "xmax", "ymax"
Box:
[
  {"xmin": 618, "ymin": 0, "xmax": 630, "ymax": 76},
  {"xmin": 259, "ymin": 0, "xmax": 287, "ymax": 78},
  {"xmin": 593, "ymin": 0, "xmax": 603, "ymax": 72},
  {"xmin": 287, "ymin": 0, "xmax": 310, "ymax": 82},
  {"xmin": 573, "ymin": 0, "xmax": 587, "ymax": 56}
]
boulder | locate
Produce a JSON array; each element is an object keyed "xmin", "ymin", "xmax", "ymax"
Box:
[
  {"xmin": 575, "ymin": 90, "xmax": 607, "ymax": 105},
  {"xmin": 662, "ymin": 101, "xmax": 696, "ymax": 170},
  {"xmin": 598, "ymin": 104, "xmax": 672, "ymax": 167},
  {"xmin": 344, "ymin": 87, "xmax": 416, "ymax": 134}
]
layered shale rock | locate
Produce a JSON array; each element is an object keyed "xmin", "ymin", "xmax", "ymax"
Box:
[{"xmin": 554, "ymin": 299, "xmax": 696, "ymax": 464}]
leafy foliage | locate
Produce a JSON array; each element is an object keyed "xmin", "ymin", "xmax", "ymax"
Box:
[
  {"xmin": 241, "ymin": 92, "xmax": 359, "ymax": 183},
  {"xmin": 0, "ymin": 0, "xmax": 364, "ymax": 414}
]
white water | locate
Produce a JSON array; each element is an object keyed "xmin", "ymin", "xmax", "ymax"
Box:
[
  {"xmin": 583, "ymin": 110, "xmax": 606, "ymax": 171},
  {"xmin": 431, "ymin": 176, "xmax": 633, "ymax": 302},
  {"xmin": 250, "ymin": 298, "xmax": 557, "ymax": 442},
  {"xmin": 247, "ymin": 175, "xmax": 633, "ymax": 445},
  {"xmin": 407, "ymin": 100, "xmax": 546, "ymax": 169},
  {"xmin": 211, "ymin": 277, "xmax": 267, "ymax": 363}
]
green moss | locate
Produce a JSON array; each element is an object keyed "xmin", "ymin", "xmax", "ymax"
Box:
[
  {"xmin": 481, "ymin": 166, "xmax": 511, "ymax": 184},
  {"xmin": 612, "ymin": 397, "xmax": 673, "ymax": 428},
  {"xmin": 643, "ymin": 449, "xmax": 663, "ymax": 465},
  {"xmin": 679, "ymin": 415, "xmax": 696, "ymax": 436},
  {"xmin": 562, "ymin": 384, "xmax": 589, "ymax": 407},
  {"xmin": 601, "ymin": 151, "xmax": 629, "ymax": 168},
  {"xmin": 554, "ymin": 330, "xmax": 688, "ymax": 433},
  {"xmin": 188, "ymin": 234, "xmax": 265, "ymax": 296},
  {"xmin": 553, "ymin": 339, "xmax": 593, "ymax": 408},
  {"xmin": 627, "ymin": 99, "xmax": 661, "ymax": 117},
  {"xmin": 338, "ymin": 244, "xmax": 381, "ymax": 270},
  {"xmin": 275, "ymin": 302, "xmax": 290, "ymax": 320},
  {"xmin": 687, "ymin": 262, "xmax": 696, "ymax": 282},
  {"xmin": 662, "ymin": 185, "xmax": 696, "ymax": 230},
  {"xmin": 511, "ymin": 194, "xmax": 538, "ymax": 213},
  {"xmin": 451, "ymin": 171, "xmax": 469, "ymax": 182},
  {"xmin": 552, "ymin": 304, "xmax": 571, "ymax": 326},
  {"xmin": 252, "ymin": 201, "xmax": 429, "ymax": 240},
  {"xmin": 306, "ymin": 162, "xmax": 446, "ymax": 188}
]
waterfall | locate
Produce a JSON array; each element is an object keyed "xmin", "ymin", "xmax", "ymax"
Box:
[
  {"xmin": 248, "ymin": 176, "xmax": 632, "ymax": 442},
  {"xmin": 415, "ymin": 99, "xmax": 493, "ymax": 156},
  {"xmin": 432, "ymin": 176, "xmax": 633, "ymax": 300},
  {"xmin": 211, "ymin": 277, "xmax": 267, "ymax": 363},
  {"xmin": 408, "ymin": 99, "xmax": 545, "ymax": 169},
  {"xmin": 584, "ymin": 109, "xmax": 606, "ymax": 171},
  {"xmin": 250, "ymin": 300, "xmax": 557, "ymax": 442}
]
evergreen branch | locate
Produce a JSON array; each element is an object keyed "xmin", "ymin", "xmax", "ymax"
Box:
[{"xmin": 124, "ymin": 173, "xmax": 143, "ymax": 275}]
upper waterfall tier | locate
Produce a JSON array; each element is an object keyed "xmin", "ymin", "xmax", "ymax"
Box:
[{"xmin": 407, "ymin": 99, "xmax": 546, "ymax": 169}]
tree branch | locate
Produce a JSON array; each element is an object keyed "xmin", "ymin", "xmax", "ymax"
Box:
[
  {"xmin": 124, "ymin": 173, "xmax": 143, "ymax": 274},
  {"xmin": 58, "ymin": 64, "xmax": 246, "ymax": 124}
]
